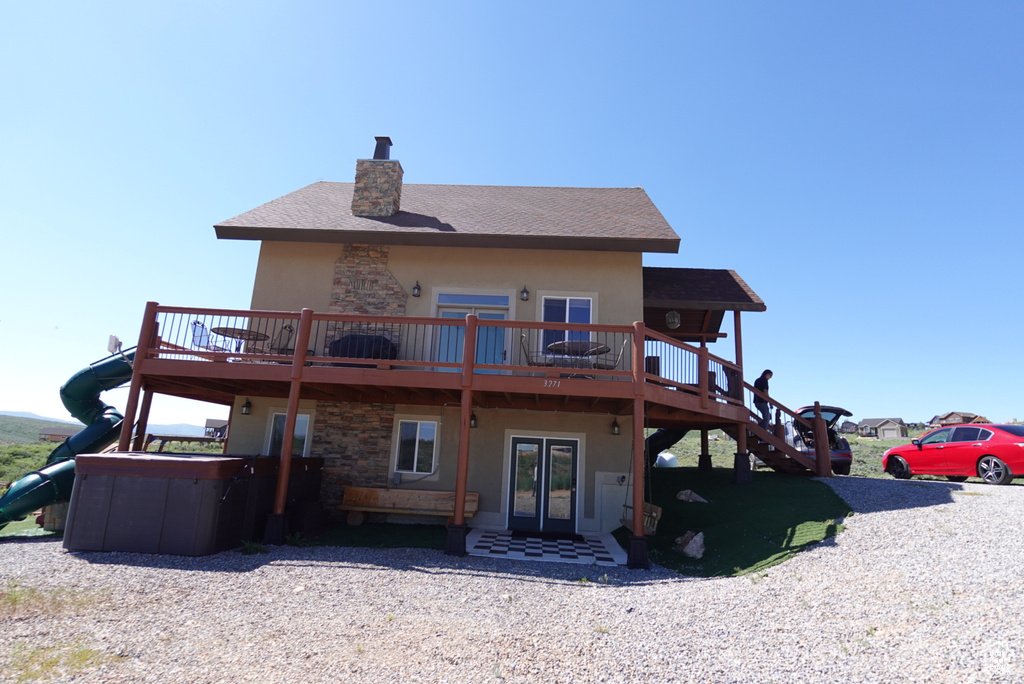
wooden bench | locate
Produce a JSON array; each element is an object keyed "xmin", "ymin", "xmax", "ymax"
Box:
[
  {"xmin": 621, "ymin": 502, "xmax": 662, "ymax": 536},
  {"xmin": 338, "ymin": 486, "xmax": 479, "ymax": 526}
]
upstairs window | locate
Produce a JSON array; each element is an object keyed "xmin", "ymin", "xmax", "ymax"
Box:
[{"xmin": 542, "ymin": 297, "xmax": 592, "ymax": 348}]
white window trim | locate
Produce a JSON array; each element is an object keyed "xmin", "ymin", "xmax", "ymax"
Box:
[
  {"xmin": 391, "ymin": 416, "xmax": 441, "ymax": 481},
  {"xmin": 263, "ymin": 409, "xmax": 313, "ymax": 458},
  {"xmin": 535, "ymin": 292, "xmax": 598, "ymax": 350}
]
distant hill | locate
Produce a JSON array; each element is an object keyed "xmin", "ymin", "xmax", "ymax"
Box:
[
  {"xmin": 0, "ymin": 413, "xmax": 205, "ymax": 444},
  {"xmin": 0, "ymin": 411, "xmax": 76, "ymax": 424}
]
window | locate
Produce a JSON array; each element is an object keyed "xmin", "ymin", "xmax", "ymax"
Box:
[
  {"xmin": 396, "ymin": 420, "xmax": 437, "ymax": 474},
  {"xmin": 542, "ymin": 297, "xmax": 592, "ymax": 348},
  {"xmin": 951, "ymin": 426, "xmax": 982, "ymax": 442},
  {"xmin": 920, "ymin": 428, "xmax": 952, "ymax": 446},
  {"xmin": 267, "ymin": 413, "xmax": 311, "ymax": 457}
]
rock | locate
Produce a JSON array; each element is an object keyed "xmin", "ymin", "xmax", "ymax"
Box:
[
  {"xmin": 673, "ymin": 532, "xmax": 696, "ymax": 550},
  {"xmin": 676, "ymin": 489, "xmax": 708, "ymax": 503},
  {"xmin": 671, "ymin": 531, "xmax": 705, "ymax": 559},
  {"xmin": 682, "ymin": 532, "xmax": 705, "ymax": 558}
]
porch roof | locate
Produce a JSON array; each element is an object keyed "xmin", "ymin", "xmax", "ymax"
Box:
[
  {"xmin": 214, "ymin": 182, "xmax": 680, "ymax": 253},
  {"xmin": 642, "ymin": 267, "xmax": 766, "ymax": 342}
]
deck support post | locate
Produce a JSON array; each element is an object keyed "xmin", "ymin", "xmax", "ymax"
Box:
[
  {"xmin": 446, "ymin": 315, "xmax": 477, "ymax": 557},
  {"xmin": 265, "ymin": 308, "xmax": 313, "ymax": 544},
  {"xmin": 733, "ymin": 311, "xmax": 743, "ymax": 374},
  {"xmin": 131, "ymin": 389, "xmax": 154, "ymax": 451},
  {"xmin": 118, "ymin": 301, "xmax": 159, "ymax": 452},
  {"xmin": 698, "ymin": 429, "xmax": 712, "ymax": 471},
  {"xmin": 627, "ymin": 321, "xmax": 649, "ymax": 569},
  {"xmin": 733, "ymin": 422, "xmax": 752, "ymax": 484}
]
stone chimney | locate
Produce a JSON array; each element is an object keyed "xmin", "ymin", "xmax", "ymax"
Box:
[{"xmin": 351, "ymin": 136, "xmax": 403, "ymax": 217}]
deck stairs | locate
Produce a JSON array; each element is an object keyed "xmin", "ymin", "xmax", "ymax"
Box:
[{"xmin": 745, "ymin": 420, "xmax": 818, "ymax": 475}]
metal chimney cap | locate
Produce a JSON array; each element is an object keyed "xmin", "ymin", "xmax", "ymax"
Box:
[{"xmin": 373, "ymin": 136, "xmax": 393, "ymax": 160}]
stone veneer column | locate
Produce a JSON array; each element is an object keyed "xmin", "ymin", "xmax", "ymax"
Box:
[
  {"xmin": 313, "ymin": 244, "xmax": 410, "ymax": 509},
  {"xmin": 313, "ymin": 401, "xmax": 396, "ymax": 508}
]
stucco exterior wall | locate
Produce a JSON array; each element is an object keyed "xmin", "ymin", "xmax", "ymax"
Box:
[{"xmin": 249, "ymin": 242, "xmax": 643, "ymax": 324}]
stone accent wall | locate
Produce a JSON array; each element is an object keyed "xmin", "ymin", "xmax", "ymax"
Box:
[
  {"xmin": 312, "ymin": 245, "xmax": 408, "ymax": 509},
  {"xmin": 328, "ymin": 244, "xmax": 408, "ymax": 316},
  {"xmin": 351, "ymin": 159, "xmax": 403, "ymax": 216},
  {"xmin": 313, "ymin": 401, "xmax": 395, "ymax": 508}
]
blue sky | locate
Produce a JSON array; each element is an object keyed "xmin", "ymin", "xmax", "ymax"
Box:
[{"xmin": 1, "ymin": 2, "xmax": 1021, "ymax": 427}]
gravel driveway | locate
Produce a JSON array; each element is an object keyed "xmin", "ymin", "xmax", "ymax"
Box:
[{"xmin": 2, "ymin": 476, "xmax": 1022, "ymax": 683}]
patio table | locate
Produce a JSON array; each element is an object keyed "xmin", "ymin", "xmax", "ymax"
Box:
[{"xmin": 211, "ymin": 327, "xmax": 270, "ymax": 352}]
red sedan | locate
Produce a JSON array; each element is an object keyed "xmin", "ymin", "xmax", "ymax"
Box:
[{"xmin": 882, "ymin": 424, "xmax": 1024, "ymax": 485}]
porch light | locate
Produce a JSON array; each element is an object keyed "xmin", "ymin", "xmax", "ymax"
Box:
[
  {"xmin": 412, "ymin": 281, "xmax": 421, "ymax": 297},
  {"xmin": 241, "ymin": 398, "xmax": 252, "ymax": 415},
  {"xmin": 665, "ymin": 310, "xmax": 681, "ymax": 330},
  {"xmin": 520, "ymin": 286, "xmax": 529, "ymax": 302},
  {"xmin": 470, "ymin": 412, "xmax": 478, "ymax": 428},
  {"xmin": 611, "ymin": 418, "xmax": 620, "ymax": 435}
]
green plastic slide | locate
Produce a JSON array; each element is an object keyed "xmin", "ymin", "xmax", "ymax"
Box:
[{"xmin": 0, "ymin": 349, "xmax": 135, "ymax": 532}]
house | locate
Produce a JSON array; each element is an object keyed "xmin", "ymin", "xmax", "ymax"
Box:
[
  {"xmin": 39, "ymin": 427, "xmax": 78, "ymax": 443},
  {"xmin": 930, "ymin": 412, "xmax": 990, "ymax": 427},
  {"xmin": 858, "ymin": 418, "xmax": 908, "ymax": 439},
  {"xmin": 839, "ymin": 421, "xmax": 857, "ymax": 435},
  {"xmin": 113, "ymin": 137, "xmax": 829, "ymax": 568},
  {"xmin": 204, "ymin": 419, "xmax": 228, "ymax": 439}
]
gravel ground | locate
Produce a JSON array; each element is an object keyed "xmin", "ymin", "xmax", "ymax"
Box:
[{"xmin": 2, "ymin": 476, "xmax": 1023, "ymax": 683}]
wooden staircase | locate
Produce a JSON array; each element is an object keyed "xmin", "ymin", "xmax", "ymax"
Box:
[{"xmin": 745, "ymin": 420, "xmax": 819, "ymax": 475}]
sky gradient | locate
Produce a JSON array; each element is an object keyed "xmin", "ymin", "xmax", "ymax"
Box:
[{"xmin": 1, "ymin": 2, "xmax": 1021, "ymax": 428}]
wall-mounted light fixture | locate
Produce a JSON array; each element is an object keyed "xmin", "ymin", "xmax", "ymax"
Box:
[
  {"xmin": 611, "ymin": 418, "xmax": 621, "ymax": 435},
  {"xmin": 470, "ymin": 412, "xmax": 478, "ymax": 428},
  {"xmin": 520, "ymin": 286, "xmax": 530, "ymax": 302},
  {"xmin": 665, "ymin": 310, "xmax": 681, "ymax": 330},
  {"xmin": 412, "ymin": 281, "xmax": 421, "ymax": 297},
  {"xmin": 241, "ymin": 398, "xmax": 252, "ymax": 415}
]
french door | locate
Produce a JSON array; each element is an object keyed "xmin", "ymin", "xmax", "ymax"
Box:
[
  {"xmin": 437, "ymin": 302, "xmax": 507, "ymax": 373},
  {"xmin": 508, "ymin": 437, "xmax": 578, "ymax": 533}
]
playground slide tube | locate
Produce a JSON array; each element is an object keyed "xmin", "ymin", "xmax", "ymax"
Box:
[
  {"xmin": 0, "ymin": 460, "xmax": 76, "ymax": 528},
  {"xmin": 0, "ymin": 349, "xmax": 135, "ymax": 532},
  {"xmin": 645, "ymin": 428, "xmax": 689, "ymax": 467},
  {"xmin": 45, "ymin": 349, "xmax": 136, "ymax": 466}
]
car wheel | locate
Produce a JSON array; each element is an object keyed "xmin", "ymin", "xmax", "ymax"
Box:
[
  {"xmin": 887, "ymin": 456, "xmax": 911, "ymax": 480},
  {"xmin": 946, "ymin": 476, "xmax": 968, "ymax": 483},
  {"xmin": 977, "ymin": 456, "xmax": 1012, "ymax": 485},
  {"xmin": 832, "ymin": 463, "xmax": 851, "ymax": 476}
]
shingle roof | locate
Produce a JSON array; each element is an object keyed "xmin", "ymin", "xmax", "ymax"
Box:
[
  {"xmin": 215, "ymin": 182, "xmax": 680, "ymax": 253},
  {"xmin": 858, "ymin": 418, "xmax": 905, "ymax": 427},
  {"xmin": 643, "ymin": 267, "xmax": 766, "ymax": 311}
]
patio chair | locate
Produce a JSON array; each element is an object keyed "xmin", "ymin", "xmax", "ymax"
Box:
[
  {"xmin": 269, "ymin": 324, "xmax": 296, "ymax": 354},
  {"xmin": 592, "ymin": 338, "xmax": 630, "ymax": 370},
  {"xmin": 190, "ymin": 321, "xmax": 229, "ymax": 352},
  {"xmin": 520, "ymin": 333, "xmax": 554, "ymax": 366}
]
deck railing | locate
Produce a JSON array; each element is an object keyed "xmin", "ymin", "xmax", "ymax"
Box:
[{"xmin": 142, "ymin": 305, "xmax": 742, "ymax": 402}]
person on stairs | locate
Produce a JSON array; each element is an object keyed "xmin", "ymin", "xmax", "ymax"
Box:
[{"xmin": 754, "ymin": 369, "xmax": 773, "ymax": 430}]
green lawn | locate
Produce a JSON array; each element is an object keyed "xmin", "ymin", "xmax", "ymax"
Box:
[{"xmin": 615, "ymin": 466, "xmax": 851, "ymax": 577}]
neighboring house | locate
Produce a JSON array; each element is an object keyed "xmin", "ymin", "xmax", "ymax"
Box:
[
  {"xmin": 932, "ymin": 412, "xmax": 989, "ymax": 427},
  {"xmin": 114, "ymin": 137, "xmax": 825, "ymax": 568},
  {"xmin": 839, "ymin": 421, "xmax": 857, "ymax": 435},
  {"xmin": 38, "ymin": 427, "xmax": 78, "ymax": 443},
  {"xmin": 858, "ymin": 418, "xmax": 909, "ymax": 439},
  {"xmin": 205, "ymin": 419, "xmax": 228, "ymax": 439}
]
